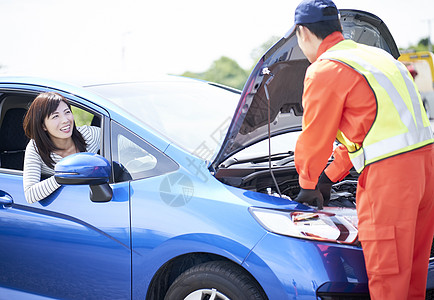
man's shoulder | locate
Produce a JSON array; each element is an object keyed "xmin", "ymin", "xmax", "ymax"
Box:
[{"xmin": 306, "ymin": 59, "xmax": 346, "ymax": 80}]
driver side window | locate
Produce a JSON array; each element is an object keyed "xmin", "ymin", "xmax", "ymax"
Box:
[{"xmin": 111, "ymin": 121, "xmax": 178, "ymax": 182}]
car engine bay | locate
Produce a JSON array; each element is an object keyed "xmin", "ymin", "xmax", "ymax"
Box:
[{"xmin": 215, "ymin": 151, "xmax": 358, "ymax": 209}]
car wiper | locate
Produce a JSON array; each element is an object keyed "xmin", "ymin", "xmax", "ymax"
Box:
[
  {"xmin": 274, "ymin": 154, "xmax": 295, "ymax": 166},
  {"xmin": 221, "ymin": 151, "xmax": 294, "ymax": 168}
]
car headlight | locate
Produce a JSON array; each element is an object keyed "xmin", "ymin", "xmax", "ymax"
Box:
[{"xmin": 249, "ymin": 207, "xmax": 358, "ymax": 244}]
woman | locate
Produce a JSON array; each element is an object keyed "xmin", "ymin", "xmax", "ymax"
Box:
[{"xmin": 23, "ymin": 92, "xmax": 100, "ymax": 204}]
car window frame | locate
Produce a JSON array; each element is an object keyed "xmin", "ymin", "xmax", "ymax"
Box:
[
  {"xmin": 110, "ymin": 120, "xmax": 179, "ymax": 182},
  {"xmin": 0, "ymin": 89, "xmax": 107, "ymax": 175}
]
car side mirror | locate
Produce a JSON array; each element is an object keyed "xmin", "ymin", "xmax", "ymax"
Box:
[{"xmin": 55, "ymin": 153, "xmax": 113, "ymax": 202}]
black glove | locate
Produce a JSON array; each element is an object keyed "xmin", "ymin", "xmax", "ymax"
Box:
[
  {"xmin": 294, "ymin": 187, "xmax": 324, "ymax": 210},
  {"xmin": 317, "ymin": 171, "xmax": 335, "ymax": 207}
]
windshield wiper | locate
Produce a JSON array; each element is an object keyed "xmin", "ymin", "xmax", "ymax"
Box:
[{"xmin": 221, "ymin": 151, "xmax": 294, "ymax": 168}]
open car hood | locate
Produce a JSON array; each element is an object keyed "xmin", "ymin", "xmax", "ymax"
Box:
[{"xmin": 211, "ymin": 9, "xmax": 400, "ymax": 170}]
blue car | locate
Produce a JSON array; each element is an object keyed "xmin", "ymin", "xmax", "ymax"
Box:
[{"xmin": 0, "ymin": 10, "xmax": 433, "ymax": 300}]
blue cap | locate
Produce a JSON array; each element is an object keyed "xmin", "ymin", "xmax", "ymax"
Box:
[{"xmin": 294, "ymin": 0, "xmax": 339, "ymax": 24}]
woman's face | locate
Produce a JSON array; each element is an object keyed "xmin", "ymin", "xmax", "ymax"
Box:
[{"xmin": 43, "ymin": 101, "xmax": 74, "ymax": 142}]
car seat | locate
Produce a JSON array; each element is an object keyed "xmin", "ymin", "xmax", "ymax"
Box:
[{"xmin": 0, "ymin": 108, "xmax": 29, "ymax": 170}]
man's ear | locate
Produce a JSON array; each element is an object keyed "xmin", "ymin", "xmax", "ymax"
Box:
[
  {"xmin": 296, "ymin": 25, "xmax": 304, "ymax": 41},
  {"xmin": 298, "ymin": 26, "xmax": 313, "ymax": 42}
]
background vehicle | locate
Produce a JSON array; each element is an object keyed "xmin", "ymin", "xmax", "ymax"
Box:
[
  {"xmin": 399, "ymin": 51, "xmax": 434, "ymax": 119},
  {"xmin": 0, "ymin": 9, "xmax": 433, "ymax": 300}
]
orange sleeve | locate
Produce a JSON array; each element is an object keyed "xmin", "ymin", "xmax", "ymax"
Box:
[
  {"xmin": 295, "ymin": 61, "xmax": 347, "ymax": 189},
  {"xmin": 324, "ymin": 144, "xmax": 353, "ymax": 182}
]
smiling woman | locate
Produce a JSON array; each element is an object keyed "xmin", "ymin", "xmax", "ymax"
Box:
[{"xmin": 22, "ymin": 92, "xmax": 101, "ymax": 204}]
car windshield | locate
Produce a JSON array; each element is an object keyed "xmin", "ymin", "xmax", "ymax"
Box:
[{"xmin": 86, "ymin": 80, "xmax": 240, "ymax": 160}]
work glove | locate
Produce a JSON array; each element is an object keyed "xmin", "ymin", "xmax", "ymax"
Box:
[
  {"xmin": 317, "ymin": 171, "xmax": 335, "ymax": 207},
  {"xmin": 294, "ymin": 187, "xmax": 324, "ymax": 210}
]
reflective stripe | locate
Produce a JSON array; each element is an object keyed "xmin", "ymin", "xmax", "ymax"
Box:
[
  {"xmin": 351, "ymin": 127, "xmax": 433, "ymax": 172},
  {"xmin": 364, "ymin": 127, "xmax": 433, "ymax": 161},
  {"xmin": 320, "ymin": 41, "xmax": 434, "ymax": 172},
  {"xmin": 351, "ymin": 150, "xmax": 365, "ymax": 173}
]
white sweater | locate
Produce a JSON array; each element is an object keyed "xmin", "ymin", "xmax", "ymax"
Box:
[{"xmin": 23, "ymin": 125, "xmax": 100, "ymax": 204}]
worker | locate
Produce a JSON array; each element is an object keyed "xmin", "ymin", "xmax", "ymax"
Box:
[{"xmin": 291, "ymin": 0, "xmax": 434, "ymax": 299}]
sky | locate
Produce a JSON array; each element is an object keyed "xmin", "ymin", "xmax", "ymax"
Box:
[{"xmin": 0, "ymin": 0, "xmax": 433, "ymax": 81}]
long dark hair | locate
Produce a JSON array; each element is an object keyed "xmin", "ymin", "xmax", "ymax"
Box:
[{"xmin": 23, "ymin": 92, "xmax": 86, "ymax": 168}]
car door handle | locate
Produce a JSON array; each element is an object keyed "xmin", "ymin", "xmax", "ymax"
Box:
[{"xmin": 0, "ymin": 192, "xmax": 13, "ymax": 207}]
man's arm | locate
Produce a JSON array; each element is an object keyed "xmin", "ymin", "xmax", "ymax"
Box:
[{"xmin": 295, "ymin": 61, "xmax": 347, "ymax": 189}]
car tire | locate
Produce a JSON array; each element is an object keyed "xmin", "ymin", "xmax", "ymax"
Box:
[{"xmin": 164, "ymin": 261, "xmax": 267, "ymax": 300}]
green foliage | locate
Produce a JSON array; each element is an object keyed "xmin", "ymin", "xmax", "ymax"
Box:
[
  {"xmin": 400, "ymin": 37, "xmax": 433, "ymax": 53},
  {"xmin": 183, "ymin": 36, "xmax": 433, "ymax": 90},
  {"xmin": 181, "ymin": 56, "xmax": 248, "ymax": 90},
  {"xmin": 71, "ymin": 106, "xmax": 94, "ymax": 127},
  {"xmin": 418, "ymin": 38, "xmax": 430, "ymax": 48},
  {"xmin": 181, "ymin": 36, "xmax": 281, "ymax": 90}
]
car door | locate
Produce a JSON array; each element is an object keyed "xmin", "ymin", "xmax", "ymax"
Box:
[{"xmin": 0, "ymin": 91, "xmax": 131, "ymax": 299}]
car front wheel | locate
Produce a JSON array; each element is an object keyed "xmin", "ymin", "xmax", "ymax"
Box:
[{"xmin": 164, "ymin": 261, "xmax": 267, "ymax": 300}]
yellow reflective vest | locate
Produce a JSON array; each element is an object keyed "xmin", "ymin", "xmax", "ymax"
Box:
[{"xmin": 319, "ymin": 40, "xmax": 434, "ymax": 173}]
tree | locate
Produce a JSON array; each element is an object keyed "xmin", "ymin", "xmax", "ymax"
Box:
[
  {"xmin": 181, "ymin": 36, "xmax": 281, "ymax": 90},
  {"xmin": 401, "ymin": 37, "xmax": 433, "ymax": 53},
  {"xmin": 181, "ymin": 56, "xmax": 248, "ymax": 90}
]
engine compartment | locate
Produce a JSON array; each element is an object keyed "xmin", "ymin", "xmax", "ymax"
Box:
[{"xmin": 215, "ymin": 152, "xmax": 358, "ymax": 209}]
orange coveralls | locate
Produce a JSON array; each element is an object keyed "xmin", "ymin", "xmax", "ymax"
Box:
[{"xmin": 294, "ymin": 31, "xmax": 434, "ymax": 299}]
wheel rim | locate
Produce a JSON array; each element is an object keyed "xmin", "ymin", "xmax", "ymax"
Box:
[{"xmin": 184, "ymin": 288, "xmax": 231, "ymax": 300}]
